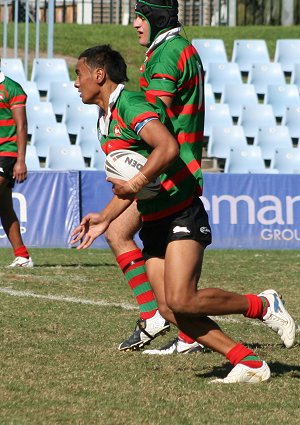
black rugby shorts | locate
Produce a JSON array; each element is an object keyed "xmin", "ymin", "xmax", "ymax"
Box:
[
  {"xmin": 139, "ymin": 197, "xmax": 212, "ymax": 260},
  {"xmin": 0, "ymin": 156, "xmax": 17, "ymax": 188}
]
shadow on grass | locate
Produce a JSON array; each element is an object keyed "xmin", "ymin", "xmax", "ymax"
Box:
[{"xmin": 196, "ymin": 361, "xmax": 300, "ymax": 379}]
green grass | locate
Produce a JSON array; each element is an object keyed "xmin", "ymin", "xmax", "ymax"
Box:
[
  {"xmin": 1, "ymin": 23, "xmax": 300, "ymax": 90},
  {"xmin": 0, "ymin": 248, "xmax": 299, "ymax": 425}
]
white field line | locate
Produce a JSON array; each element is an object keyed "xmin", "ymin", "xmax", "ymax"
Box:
[{"xmin": 0, "ymin": 286, "xmax": 298, "ymax": 331}]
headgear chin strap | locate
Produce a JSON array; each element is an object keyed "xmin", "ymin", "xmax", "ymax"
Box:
[{"xmin": 135, "ymin": 0, "xmax": 179, "ymax": 46}]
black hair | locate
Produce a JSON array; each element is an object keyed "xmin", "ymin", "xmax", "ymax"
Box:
[{"xmin": 78, "ymin": 45, "xmax": 129, "ymax": 83}]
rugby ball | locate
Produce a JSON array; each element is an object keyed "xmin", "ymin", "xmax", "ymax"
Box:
[{"xmin": 105, "ymin": 149, "xmax": 160, "ymax": 200}]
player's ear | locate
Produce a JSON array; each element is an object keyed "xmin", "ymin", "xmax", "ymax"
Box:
[{"xmin": 95, "ymin": 67, "xmax": 105, "ymax": 83}]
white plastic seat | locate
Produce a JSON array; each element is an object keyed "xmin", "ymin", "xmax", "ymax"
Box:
[
  {"xmin": 22, "ymin": 81, "xmax": 40, "ymax": 107},
  {"xmin": 264, "ymin": 84, "xmax": 300, "ymax": 119},
  {"xmin": 248, "ymin": 63, "xmax": 286, "ymax": 97},
  {"xmin": 238, "ymin": 104, "xmax": 276, "ymax": 139},
  {"xmin": 270, "ymin": 147, "xmax": 300, "ymax": 173},
  {"xmin": 204, "ymin": 83, "xmax": 215, "ymax": 109},
  {"xmin": 45, "ymin": 145, "xmax": 86, "ymax": 170},
  {"xmin": 25, "ymin": 145, "xmax": 40, "ymax": 170},
  {"xmin": 62, "ymin": 103, "xmax": 99, "ymax": 136},
  {"xmin": 253, "ymin": 125, "xmax": 293, "ymax": 160},
  {"xmin": 31, "ymin": 58, "xmax": 70, "ymax": 92},
  {"xmin": 205, "ymin": 62, "xmax": 242, "ymax": 95},
  {"xmin": 291, "ymin": 63, "xmax": 300, "ymax": 92},
  {"xmin": 281, "ymin": 106, "xmax": 300, "ymax": 139},
  {"xmin": 47, "ymin": 81, "xmax": 81, "ymax": 116},
  {"xmin": 224, "ymin": 146, "xmax": 265, "ymax": 173},
  {"xmin": 204, "ymin": 104, "xmax": 232, "ymax": 138},
  {"xmin": 207, "ymin": 125, "xmax": 247, "ymax": 159},
  {"xmin": 76, "ymin": 125, "xmax": 100, "ymax": 159},
  {"xmin": 0, "ymin": 58, "xmax": 26, "ymax": 83},
  {"xmin": 26, "ymin": 102, "xmax": 57, "ymax": 135},
  {"xmin": 221, "ymin": 83, "xmax": 258, "ymax": 119},
  {"xmin": 31, "ymin": 123, "xmax": 70, "ymax": 157},
  {"xmin": 191, "ymin": 39, "xmax": 228, "ymax": 72},
  {"xmin": 274, "ymin": 40, "xmax": 300, "ymax": 73},
  {"xmin": 232, "ymin": 40, "xmax": 271, "ymax": 74},
  {"xmin": 90, "ymin": 149, "xmax": 106, "ymax": 170}
]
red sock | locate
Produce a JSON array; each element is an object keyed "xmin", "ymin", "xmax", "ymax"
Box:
[
  {"xmin": 244, "ymin": 294, "xmax": 269, "ymax": 320},
  {"xmin": 116, "ymin": 249, "xmax": 158, "ymax": 320},
  {"xmin": 226, "ymin": 343, "xmax": 263, "ymax": 368},
  {"xmin": 14, "ymin": 245, "xmax": 30, "ymax": 259},
  {"xmin": 178, "ymin": 331, "xmax": 196, "ymax": 344}
]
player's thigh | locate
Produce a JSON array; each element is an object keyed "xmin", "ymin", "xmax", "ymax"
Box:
[
  {"xmin": 106, "ymin": 201, "xmax": 141, "ymax": 241},
  {"xmin": 164, "ymin": 239, "xmax": 205, "ymax": 301}
]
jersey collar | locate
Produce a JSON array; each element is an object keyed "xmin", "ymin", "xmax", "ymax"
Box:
[
  {"xmin": 99, "ymin": 83, "xmax": 125, "ymax": 137},
  {"xmin": 0, "ymin": 72, "xmax": 5, "ymax": 83},
  {"xmin": 146, "ymin": 27, "xmax": 181, "ymax": 55}
]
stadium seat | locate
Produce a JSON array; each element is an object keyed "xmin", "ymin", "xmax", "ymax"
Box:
[
  {"xmin": 205, "ymin": 62, "xmax": 242, "ymax": 95},
  {"xmin": 204, "ymin": 104, "xmax": 232, "ymax": 138},
  {"xmin": 248, "ymin": 63, "xmax": 286, "ymax": 97},
  {"xmin": 207, "ymin": 125, "xmax": 247, "ymax": 159},
  {"xmin": 22, "ymin": 81, "xmax": 40, "ymax": 107},
  {"xmin": 90, "ymin": 149, "xmax": 106, "ymax": 170},
  {"xmin": 47, "ymin": 81, "xmax": 81, "ymax": 116},
  {"xmin": 274, "ymin": 39, "xmax": 300, "ymax": 73},
  {"xmin": 45, "ymin": 145, "xmax": 86, "ymax": 170},
  {"xmin": 25, "ymin": 145, "xmax": 40, "ymax": 170},
  {"xmin": 31, "ymin": 58, "xmax": 70, "ymax": 93},
  {"xmin": 62, "ymin": 103, "xmax": 99, "ymax": 136},
  {"xmin": 31, "ymin": 123, "xmax": 71, "ymax": 157},
  {"xmin": 0, "ymin": 58, "xmax": 26, "ymax": 83},
  {"xmin": 26, "ymin": 102, "xmax": 57, "ymax": 135},
  {"xmin": 264, "ymin": 84, "xmax": 300, "ymax": 119},
  {"xmin": 191, "ymin": 38, "xmax": 228, "ymax": 72},
  {"xmin": 291, "ymin": 63, "xmax": 300, "ymax": 93},
  {"xmin": 270, "ymin": 147, "xmax": 300, "ymax": 173},
  {"xmin": 231, "ymin": 39, "xmax": 271, "ymax": 74},
  {"xmin": 238, "ymin": 104, "xmax": 276, "ymax": 139},
  {"xmin": 220, "ymin": 83, "xmax": 258, "ymax": 119},
  {"xmin": 253, "ymin": 125, "xmax": 293, "ymax": 160},
  {"xmin": 204, "ymin": 83, "xmax": 215, "ymax": 108},
  {"xmin": 224, "ymin": 146, "xmax": 266, "ymax": 173},
  {"xmin": 75, "ymin": 124, "xmax": 100, "ymax": 159},
  {"xmin": 281, "ymin": 106, "xmax": 300, "ymax": 140}
]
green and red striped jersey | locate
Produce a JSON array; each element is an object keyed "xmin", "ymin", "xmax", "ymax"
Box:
[{"xmin": 0, "ymin": 74, "xmax": 27, "ymax": 157}]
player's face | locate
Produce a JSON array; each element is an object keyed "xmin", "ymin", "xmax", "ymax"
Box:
[
  {"xmin": 74, "ymin": 58, "xmax": 100, "ymax": 104},
  {"xmin": 133, "ymin": 15, "xmax": 150, "ymax": 47}
]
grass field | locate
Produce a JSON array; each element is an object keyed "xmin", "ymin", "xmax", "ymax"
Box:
[{"xmin": 0, "ymin": 248, "xmax": 299, "ymax": 425}]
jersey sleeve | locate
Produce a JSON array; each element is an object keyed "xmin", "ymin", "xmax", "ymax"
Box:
[
  {"xmin": 145, "ymin": 60, "xmax": 179, "ymax": 97},
  {"xmin": 9, "ymin": 82, "xmax": 27, "ymax": 109}
]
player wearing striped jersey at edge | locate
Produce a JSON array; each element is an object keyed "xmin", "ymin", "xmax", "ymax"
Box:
[
  {"xmin": 71, "ymin": 45, "xmax": 295, "ymax": 383},
  {"xmin": 0, "ymin": 71, "xmax": 33, "ymax": 268},
  {"xmin": 105, "ymin": 0, "xmax": 204, "ymax": 353}
]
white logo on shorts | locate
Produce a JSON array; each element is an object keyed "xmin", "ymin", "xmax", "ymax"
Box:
[
  {"xmin": 173, "ymin": 226, "xmax": 191, "ymax": 234},
  {"xmin": 0, "ymin": 167, "xmax": 4, "ymax": 173},
  {"xmin": 200, "ymin": 226, "xmax": 211, "ymax": 234}
]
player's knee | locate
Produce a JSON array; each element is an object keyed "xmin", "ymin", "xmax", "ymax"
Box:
[{"xmin": 166, "ymin": 294, "xmax": 192, "ymax": 315}]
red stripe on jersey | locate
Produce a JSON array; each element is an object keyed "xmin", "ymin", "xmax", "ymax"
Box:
[
  {"xmin": 112, "ymin": 108, "xmax": 127, "ymax": 129},
  {"xmin": 142, "ymin": 195, "xmax": 196, "ymax": 222},
  {"xmin": 171, "ymin": 103, "xmax": 203, "ymax": 115},
  {"xmin": 0, "ymin": 119, "xmax": 16, "ymax": 126},
  {"xmin": 177, "ymin": 45, "xmax": 198, "ymax": 72},
  {"xmin": 179, "ymin": 74, "xmax": 199, "ymax": 90},
  {"xmin": 177, "ymin": 130, "xmax": 204, "ymax": 144},
  {"xmin": 130, "ymin": 111, "xmax": 159, "ymax": 130},
  {"xmin": 0, "ymin": 136, "xmax": 17, "ymax": 144},
  {"xmin": 145, "ymin": 89, "xmax": 175, "ymax": 98},
  {"xmin": 10, "ymin": 94, "xmax": 26, "ymax": 105},
  {"xmin": 102, "ymin": 139, "xmax": 137, "ymax": 155},
  {"xmin": 0, "ymin": 151, "xmax": 18, "ymax": 157},
  {"xmin": 161, "ymin": 159, "xmax": 202, "ymax": 190},
  {"xmin": 140, "ymin": 77, "xmax": 148, "ymax": 88},
  {"xmin": 152, "ymin": 73, "xmax": 177, "ymax": 82}
]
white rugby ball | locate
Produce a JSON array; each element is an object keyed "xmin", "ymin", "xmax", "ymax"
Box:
[{"xmin": 105, "ymin": 149, "xmax": 160, "ymax": 200}]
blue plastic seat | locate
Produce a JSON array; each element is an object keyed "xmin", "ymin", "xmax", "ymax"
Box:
[
  {"xmin": 26, "ymin": 102, "xmax": 57, "ymax": 135},
  {"xmin": 31, "ymin": 123, "xmax": 71, "ymax": 157},
  {"xmin": 248, "ymin": 63, "xmax": 286, "ymax": 97},
  {"xmin": 291, "ymin": 63, "xmax": 300, "ymax": 92},
  {"xmin": 281, "ymin": 106, "xmax": 300, "ymax": 139},
  {"xmin": 204, "ymin": 104, "xmax": 232, "ymax": 138},
  {"xmin": 204, "ymin": 83, "xmax": 215, "ymax": 109},
  {"xmin": 224, "ymin": 146, "xmax": 265, "ymax": 173},
  {"xmin": 47, "ymin": 81, "xmax": 81, "ymax": 116},
  {"xmin": 270, "ymin": 147, "xmax": 300, "ymax": 173},
  {"xmin": 25, "ymin": 145, "xmax": 40, "ymax": 170},
  {"xmin": 232, "ymin": 40, "xmax": 271, "ymax": 74},
  {"xmin": 45, "ymin": 145, "xmax": 86, "ymax": 170},
  {"xmin": 238, "ymin": 104, "xmax": 276, "ymax": 139},
  {"xmin": 90, "ymin": 149, "xmax": 106, "ymax": 170},
  {"xmin": 207, "ymin": 125, "xmax": 247, "ymax": 159},
  {"xmin": 191, "ymin": 39, "xmax": 228, "ymax": 72},
  {"xmin": 253, "ymin": 125, "xmax": 293, "ymax": 160},
  {"xmin": 0, "ymin": 58, "xmax": 26, "ymax": 83},
  {"xmin": 31, "ymin": 58, "xmax": 70, "ymax": 92},
  {"xmin": 62, "ymin": 103, "xmax": 99, "ymax": 136},
  {"xmin": 22, "ymin": 81, "xmax": 40, "ymax": 107},
  {"xmin": 205, "ymin": 62, "xmax": 242, "ymax": 95},
  {"xmin": 264, "ymin": 84, "xmax": 300, "ymax": 119},
  {"xmin": 220, "ymin": 83, "xmax": 258, "ymax": 119},
  {"xmin": 76, "ymin": 125, "xmax": 100, "ymax": 159},
  {"xmin": 274, "ymin": 39, "xmax": 300, "ymax": 73}
]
